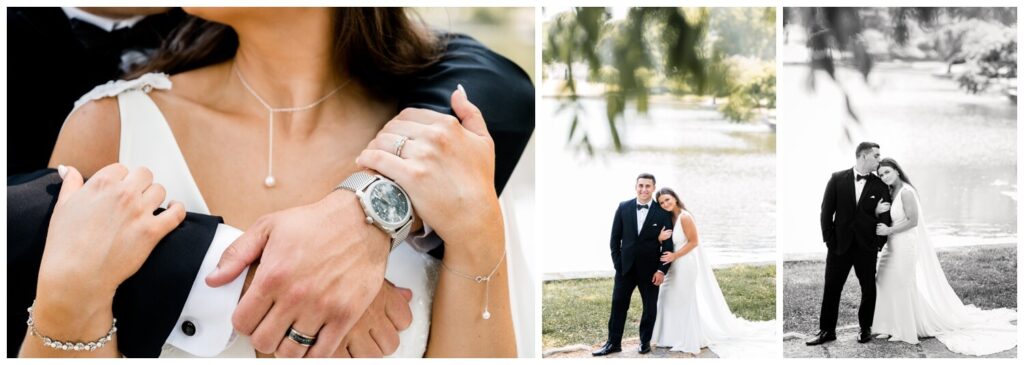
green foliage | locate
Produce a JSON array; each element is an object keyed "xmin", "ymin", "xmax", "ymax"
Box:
[{"xmin": 544, "ymin": 7, "xmax": 775, "ymax": 154}]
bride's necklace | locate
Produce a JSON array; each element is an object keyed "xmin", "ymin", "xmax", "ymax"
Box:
[{"xmin": 233, "ymin": 64, "xmax": 351, "ymax": 188}]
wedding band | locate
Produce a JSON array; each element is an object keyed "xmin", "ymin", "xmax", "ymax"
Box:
[
  {"xmin": 286, "ymin": 327, "xmax": 317, "ymax": 347},
  {"xmin": 393, "ymin": 135, "xmax": 409, "ymax": 158}
]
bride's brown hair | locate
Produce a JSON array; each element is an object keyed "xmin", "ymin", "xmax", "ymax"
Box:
[
  {"xmin": 656, "ymin": 187, "xmax": 689, "ymax": 222},
  {"xmin": 129, "ymin": 8, "xmax": 443, "ymax": 99},
  {"xmin": 878, "ymin": 158, "xmax": 914, "ymax": 187}
]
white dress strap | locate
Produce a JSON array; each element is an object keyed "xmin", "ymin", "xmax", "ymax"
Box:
[{"xmin": 78, "ymin": 72, "xmax": 210, "ymax": 215}]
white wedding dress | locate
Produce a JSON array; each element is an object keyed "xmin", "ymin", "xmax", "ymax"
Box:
[
  {"xmin": 72, "ymin": 73, "xmax": 437, "ymax": 357},
  {"xmin": 650, "ymin": 217, "xmax": 776, "ymax": 358},
  {"xmin": 873, "ymin": 185, "xmax": 1017, "ymax": 356}
]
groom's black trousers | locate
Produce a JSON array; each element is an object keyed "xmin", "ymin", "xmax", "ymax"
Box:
[
  {"xmin": 820, "ymin": 249, "xmax": 877, "ymax": 332},
  {"xmin": 607, "ymin": 268, "xmax": 660, "ymax": 346}
]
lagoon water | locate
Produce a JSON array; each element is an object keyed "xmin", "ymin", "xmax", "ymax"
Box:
[
  {"xmin": 539, "ymin": 97, "xmax": 777, "ymax": 276},
  {"xmin": 779, "ymin": 62, "xmax": 1017, "ymax": 257}
]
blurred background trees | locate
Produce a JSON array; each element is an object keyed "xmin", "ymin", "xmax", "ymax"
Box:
[{"xmin": 543, "ymin": 7, "xmax": 776, "ymax": 153}]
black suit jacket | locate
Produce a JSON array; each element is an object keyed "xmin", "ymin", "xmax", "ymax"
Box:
[
  {"xmin": 6, "ymin": 33, "xmax": 533, "ymax": 357},
  {"xmin": 7, "ymin": 8, "xmax": 186, "ymax": 176},
  {"xmin": 820, "ymin": 168, "xmax": 892, "ymax": 255},
  {"xmin": 610, "ymin": 199, "xmax": 675, "ymax": 276}
]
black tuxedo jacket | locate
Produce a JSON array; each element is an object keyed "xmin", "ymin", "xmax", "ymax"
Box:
[
  {"xmin": 820, "ymin": 168, "xmax": 892, "ymax": 255},
  {"xmin": 610, "ymin": 199, "xmax": 675, "ymax": 276},
  {"xmin": 6, "ymin": 33, "xmax": 533, "ymax": 357},
  {"xmin": 7, "ymin": 8, "xmax": 187, "ymax": 176}
]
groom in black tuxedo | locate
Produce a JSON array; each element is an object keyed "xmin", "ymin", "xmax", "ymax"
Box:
[
  {"xmin": 808, "ymin": 142, "xmax": 893, "ymax": 346},
  {"xmin": 593, "ymin": 173, "xmax": 675, "ymax": 356}
]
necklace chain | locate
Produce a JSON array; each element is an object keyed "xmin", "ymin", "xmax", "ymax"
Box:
[{"xmin": 232, "ymin": 63, "xmax": 352, "ymax": 187}]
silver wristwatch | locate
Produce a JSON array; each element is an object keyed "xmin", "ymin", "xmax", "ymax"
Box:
[{"xmin": 335, "ymin": 172, "xmax": 413, "ymax": 251}]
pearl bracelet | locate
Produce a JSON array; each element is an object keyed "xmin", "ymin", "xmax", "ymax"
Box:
[{"xmin": 26, "ymin": 302, "xmax": 117, "ymax": 351}]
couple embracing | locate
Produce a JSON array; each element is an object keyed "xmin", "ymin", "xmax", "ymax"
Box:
[
  {"xmin": 593, "ymin": 173, "xmax": 774, "ymax": 358},
  {"xmin": 808, "ymin": 142, "xmax": 1016, "ymax": 356}
]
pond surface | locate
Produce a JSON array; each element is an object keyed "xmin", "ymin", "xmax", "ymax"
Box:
[
  {"xmin": 780, "ymin": 62, "xmax": 1016, "ymax": 257},
  {"xmin": 540, "ymin": 97, "xmax": 777, "ymax": 276}
]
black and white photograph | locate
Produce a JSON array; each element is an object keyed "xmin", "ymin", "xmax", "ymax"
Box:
[
  {"xmin": 540, "ymin": 7, "xmax": 777, "ymax": 358},
  {"xmin": 780, "ymin": 7, "xmax": 1018, "ymax": 358}
]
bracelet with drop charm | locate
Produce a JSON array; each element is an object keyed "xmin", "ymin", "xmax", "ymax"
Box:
[{"xmin": 439, "ymin": 247, "xmax": 507, "ymax": 320}]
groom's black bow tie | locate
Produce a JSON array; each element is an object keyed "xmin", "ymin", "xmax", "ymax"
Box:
[
  {"xmin": 856, "ymin": 174, "xmax": 869, "ymax": 181},
  {"xmin": 637, "ymin": 204, "xmax": 649, "ymax": 210}
]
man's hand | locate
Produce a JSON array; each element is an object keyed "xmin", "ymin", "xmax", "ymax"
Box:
[
  {"xmin": 875, "ymin": 200, "xmax": 891, "ymax": 216},
  {"xmin": 205, "ymin": 189, "xmax": 391, "ymax": 358},
  {"xmin": 652, "ymin": 271, "xmax": 665, "ymax": 286},
  {"xmin": 332, "ymin": 281, "xmax": 414, "ymax": 358}
]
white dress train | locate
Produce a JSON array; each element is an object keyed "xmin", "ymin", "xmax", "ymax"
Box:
[
  {"xmin": 873, "ymin": 185, "xmax": 1017, "ymax": 356},
  {"xmin": 650, "ymin": 217, "xmax": 776, "ymax": 358}
]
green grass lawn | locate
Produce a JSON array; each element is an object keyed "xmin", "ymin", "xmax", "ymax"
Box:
[
  {"xmin": 542, "ymin": 264, "xmax": 776, "ymax": 349},
  {"xmin": 783, "ymin": 245, "xmax": 1017, "ymax": 335}
]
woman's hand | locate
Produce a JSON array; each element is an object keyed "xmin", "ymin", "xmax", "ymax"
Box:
[
  {"xmin": 39, "ymin": 163, "xmax": 185, "ymax": 302},
  {"xmin": 356, "ymin": 85, "xmax": 500, "ymax": 246},
  {"xmin": 658, "ymin": 227, "xmax": 672, "ymax": 241},
  {"xmin": 660, "ymin": 251, "xmax": 677, "ymax": 263},
  {"xmin": 876, "ymin": 223, "xmax": 891, "ymax": 236}
]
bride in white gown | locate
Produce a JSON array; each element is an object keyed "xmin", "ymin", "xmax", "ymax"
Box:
[
  {"xmin": 872, "ymin": 158, "xmax": 1016, "ymax": 356},
  {"xmin": 650, "ymin": 188, "xmax": 776, "ymax": 358}
]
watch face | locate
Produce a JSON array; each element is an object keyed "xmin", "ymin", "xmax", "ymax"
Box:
[{"xmin": 369, "ymin": 181, "xmax": 410, "ymax": 225}]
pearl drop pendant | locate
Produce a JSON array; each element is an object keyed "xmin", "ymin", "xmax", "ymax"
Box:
[
  {"xmin": 482, "ymin": 309, "xmax": 491, "ymax": 320},
  {"xmin": 264, "ymin": 175, "xmax": 276, "ymax": 188}
]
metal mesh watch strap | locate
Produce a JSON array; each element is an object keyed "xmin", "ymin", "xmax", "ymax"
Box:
[
  {"xmin": 336, "ymin": 171, "xmax": 378, "ymax": 193},
  {"xmin": 392, "ymin": 220, "xmax": 412, "ymax": 251}
]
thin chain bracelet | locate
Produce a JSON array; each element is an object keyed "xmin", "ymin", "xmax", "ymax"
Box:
[
  {"xmin": 439, "ymin": 247, "xmax": 507, "ymax": 320},
  {"xmin": 27, "ymin": 301, "xmax": 117, "ymax": 351}
]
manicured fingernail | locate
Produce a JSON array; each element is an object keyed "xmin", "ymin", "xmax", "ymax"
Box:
[
  {"xmin": 57, "ymin": 164, "xmax": 68, "ymax": 179},
  {"xmin": 457, "ymin": 83, "xmax": 466, "ymax": 97}
]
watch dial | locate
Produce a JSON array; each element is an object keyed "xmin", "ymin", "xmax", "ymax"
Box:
[{"xmin": 369, "ymin": 182, "xmax": 409, "ymax": 224}]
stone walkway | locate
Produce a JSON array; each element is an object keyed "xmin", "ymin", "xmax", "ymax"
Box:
[
  {"xmin": 543, "ymin": 338, "xmax": 718, "ymax": 358},
  {"xmin": 784, "ymin": 326, "xmax": 1017, "ymax": 358}
]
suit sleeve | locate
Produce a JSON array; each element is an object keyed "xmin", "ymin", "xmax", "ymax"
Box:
[
  {"xmin": 658, "ymin": 213, "xmax": 674, "ymax": 274},
  {"xmin": 610, "ymin": 204, "xmax": 624, "ymax": 271},
  {"xmin": 820, "ymin": 172, "xmax": 838, "ymax": 245},
  {"xmin": 6, "ymin": 169, "xmax": 221, "ymax": 357},
  {"xmin": 876, "ymin": 183, "xmax": 893, "ymax": 245}
]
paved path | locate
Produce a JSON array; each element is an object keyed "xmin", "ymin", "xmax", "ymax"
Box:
[
  {"xmin": 544, "ymin": 338, "xmax": 719, "ymax": 358},
  {"xmin": 784, "ymin": 326, "xmax": 1016, "ymax": 358}
]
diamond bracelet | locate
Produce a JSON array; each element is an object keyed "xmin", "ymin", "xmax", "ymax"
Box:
[{"xmin": 26, "ymin": 302, "xmax": 117, "ymax": 351}]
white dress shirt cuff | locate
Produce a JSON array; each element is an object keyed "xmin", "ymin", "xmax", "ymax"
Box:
[
  {"xmin": 406, "ymin": 223, "xmax": 443, "ymax": 252},
  {"xmin": 165, "ymin": 224, "xmax": 248, "ymax": 357}
]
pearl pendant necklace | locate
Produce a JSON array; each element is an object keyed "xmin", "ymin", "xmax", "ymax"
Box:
[
  {"xmin": 440, "ymin": 248, "xmax": 507, "ymax": 320},
  {"xmin": 233, "ymin": 64, "xmax": 350, "ymax": 188}
]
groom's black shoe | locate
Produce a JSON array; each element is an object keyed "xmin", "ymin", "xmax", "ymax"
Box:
[
  {"xmin": 592, "ymin": 342, "xmax": 621, "ymax": 356},
  {"xmin": 805, "ymin": 330, "xmax": 836, "ymax": 346},
  {"xmin": 857, "ymin": 328, "xmax": 872, "ymax": 343},
  {"xmin": 638, "ymin": 342, "xmax": 652, "ymax": 354}
]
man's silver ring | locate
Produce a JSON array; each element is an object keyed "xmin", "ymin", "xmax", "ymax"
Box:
[
  {"xmin": 393, "ymin": 135, "xmax": 409, "ymax": 158},
  {"xmin": 286, "ymin": 327, "xmax": 317, "ymax": 347}
]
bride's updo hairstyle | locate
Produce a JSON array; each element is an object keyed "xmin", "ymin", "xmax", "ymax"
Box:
[
  {"xmin": 656, "ymin": 187, "xmax": 689, "ymax": 222},
  {"xmin": 878, "ymin": 158, "xmax": 913, "ymax": 187},
  {"xmin": 130, "ymin": 8, "xmax": 443, "ymax": 99}
]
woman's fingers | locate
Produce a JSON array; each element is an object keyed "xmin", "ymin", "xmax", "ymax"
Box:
[
  {"xmin": 151, "ymin": 200, "xmax": 186, "ymax": 239},
  {"xmin": 379, "ymin": 119, "xmax": 436, "ymax": 140},
  {"xmin": 122, "ymin": 166, "xmax": 154, "ymax": 194},
  {"xmin": 346, "ymin": 330, "xmax": 384, "ymax": 358},
  {"xmin": 54, "ymin": 165, "xmax": 84, "ymax": 208},
  {"xmin": 451, "ymin": 84, "xmax": 489, "ymax": 137},
  {"xmin": 141, "ymin": 182, "xmax": 167, "ymax": 210},
  {"xmin": 91, "ymin": 162, "xmax": 129, "ymax": 183},
  {"xmin": 396, "ymin": 107, "xmax": 461, "ymax": 126},
  {"xmin": 369, "ymin": 326, "xmax": 401, "ymax": 357}
]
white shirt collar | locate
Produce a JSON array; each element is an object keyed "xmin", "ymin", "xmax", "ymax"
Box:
[
  {"xmin": 636, "ymin": 198, "xmax": 652, "ymax": 208},
  {"xmin": 62, "ymin": 7, "xmax": 145, "ymax": 32},
  {"xmin": 853, "ymin": 166, "xmax": 872, "ymax": 177}
]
